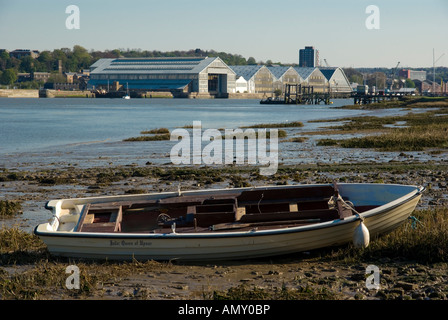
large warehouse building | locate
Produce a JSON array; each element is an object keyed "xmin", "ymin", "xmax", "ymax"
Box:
[
  {"xmin": 87, "ymin": 56, "xmax": 352, "ymax": 97},
  {"xmin": 88, "ymin": 57, "xmax": 236, "ymax": 97}
]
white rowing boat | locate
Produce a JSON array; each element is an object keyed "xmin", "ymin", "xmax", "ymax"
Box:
[{"xmin": 34, "ymin": 182, "xmax": 424, "ymax": 261}]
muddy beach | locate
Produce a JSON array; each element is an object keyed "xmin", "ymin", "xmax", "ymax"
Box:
[{"xmin": 1, "ymin": 161, "xmax": 448, "ymax": 301}]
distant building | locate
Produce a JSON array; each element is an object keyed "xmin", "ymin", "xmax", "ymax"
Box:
[
  {"xmin": 414, "ymin": 79, "xmax": 447, "ymax": 95},
  {"xmin": 294, "ymin": 67, "xmax": 327, "ymax": 92},
  {"xmin": 235, "ymin": 76, "xmax": 248, "ymax": 93},
  {"xmin": 88, "ymin": 57, "xmax": 236, "ymax": 96},
  {"xmin": 31, "ymin": 72, "xmax": 51, "ymax": 82},
  {"xmin": 398, "ymin": 69, "xmax": 427, "ymax": 81},
  {"xmin": 229, "ymin": 65, "xmax": 275, "ymax": 94},
  {"xmin": 44, "ymin": 82, "xmax": 81, "ymax": 91},
  {"xmin": 268, "ymin": 66, "xmax": 303, "ymax": 92},
  {"xmin": 299, "ymin": 46, "xmax": 318, "ymax": 68},
  {"xmin": 9, "ymin": 49, "xmax": 40, "ymax": 59},
  {"xmin": 230, "ymin": 65, "xmax": 349, "ymax": 94},
  {"xmin": 318, "ymin": 67, "xmax": 353, "ymax": 93}
]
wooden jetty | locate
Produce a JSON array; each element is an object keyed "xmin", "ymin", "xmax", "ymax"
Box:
[
  {"xmin": 260, "ymin": 84, "xmax": 333, "ymax": 105},
  {"xmin": 352, "ymin": 92, "xmax": 415, "ymax": 105}
]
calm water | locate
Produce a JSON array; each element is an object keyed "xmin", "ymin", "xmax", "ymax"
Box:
[
  {"xmin": 1, "ymin": 97, "xmax": 429, "ymax": 172},
  {"xmin": 0, "ymin": 97, "xmax": 370, "ymax": 168},
  {"xmin": 0, "ymin": 98, "xmax": 356, "ymax": 153}
]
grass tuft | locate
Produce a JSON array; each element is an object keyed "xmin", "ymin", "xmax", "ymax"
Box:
[{"xmin": 0, "ymin": 201, "xmax": 23, "ymax": 217}]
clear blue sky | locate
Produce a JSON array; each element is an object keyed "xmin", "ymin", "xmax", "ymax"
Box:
[{"xmin": 1, "ymin": 0, "xmax": 447, "ymax": 68}]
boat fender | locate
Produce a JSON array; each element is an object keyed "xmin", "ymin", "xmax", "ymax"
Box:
[{"xmin": 353, "ymin": 220, "xmax": 370, "ymax": 249}]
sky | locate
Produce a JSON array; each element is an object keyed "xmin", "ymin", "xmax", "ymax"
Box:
[{"xmin": 0, "ymin": 0, "xmax": 447, "ymax": 68}]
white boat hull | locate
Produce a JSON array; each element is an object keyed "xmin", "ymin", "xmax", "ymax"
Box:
[{"xmin": 34, "ymin": 183, "xmax": 423, "ymax": 261}]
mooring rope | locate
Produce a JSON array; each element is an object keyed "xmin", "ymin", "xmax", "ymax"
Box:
[
  {"xmin": 408, "ymin": 215, "xmax": 423, "ymax": 230},
  {"xmin": 328, "ymin": 194, "xmax": 364, "ymax": 221}
]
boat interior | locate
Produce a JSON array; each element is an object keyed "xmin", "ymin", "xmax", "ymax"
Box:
[{"xmin": 69, "ymin": 184, "xmax": 379, "ymax": 234}]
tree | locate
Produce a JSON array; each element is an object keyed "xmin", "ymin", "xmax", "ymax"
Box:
[
  {"xmin": 37, "ymin": 51, "xmax": 54, "ymax": 71},
  {"xmin": 47, "ymin": 73, "xmax": 67, "ymax": 83},
  {"xmin": 19, "ymin": 56, "xmax": 36, "ymax": 73},
  {"xmin": 0, "ymin": 51, "xmax": 10, "ymax": 70},
  {"xmin": 247, "ymin": 57, "xmax": 257, "ymax": 65},
  {"xmin": 366, "ymin": 72, "xmax": 387, "ymax": 89},
  {"xmin": 343, "ymin": 68, "xmax": 364, "ymax": 84},
  {"xmin": 0, "ymin": 68, "xmax": 17, "ymax": 85},
  {"xmin": 405, "ymin": 78, "xmax": 415, "ymax": 88}
]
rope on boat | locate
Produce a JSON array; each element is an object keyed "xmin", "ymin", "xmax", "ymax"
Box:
[
  {"xmin": 52, "ymin": 215, "xmax": 60, "ymax": 226},
  {"xmin": 408, "ymin": 216, "xmax": 423, "ymax": 230},
  {"xmin": 329, "ymin": 194, "xmax": 370, "ymax": 248},
  {"xmin": 328, "ymin": 194, "xmax": 364, "ymax": 221}
]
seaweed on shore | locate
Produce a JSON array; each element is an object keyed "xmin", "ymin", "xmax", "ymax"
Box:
[{"xmin": 0, "ymin": 200, "xmax": 22, "ymax": 217}]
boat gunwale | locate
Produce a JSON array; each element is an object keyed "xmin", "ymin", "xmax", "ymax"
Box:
[{"xmin": 34, "ymin": 184, "xmax": 424, "ymax": 240}]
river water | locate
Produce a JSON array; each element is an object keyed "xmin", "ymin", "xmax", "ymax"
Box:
[{"xmin": 0, "ymin": 97, "xmax": 426, "ymax": 170}]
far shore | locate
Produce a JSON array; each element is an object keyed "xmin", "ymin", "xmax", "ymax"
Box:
[{"xmin": 0, "ymin": 88, "xmax": 270, "ymax": 99}]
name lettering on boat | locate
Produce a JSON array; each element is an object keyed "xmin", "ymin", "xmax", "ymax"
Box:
[{"xmin": 109, "ymin": 240, "xmax": 152, "ymax": 247}]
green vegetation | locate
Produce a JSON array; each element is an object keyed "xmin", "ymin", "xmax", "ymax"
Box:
[
  {"xmin": 337, "ymin": 96, "xmax": 448, "ymax": 111},
  {"xmin": 289, "ymin": 137, "xmax": 308, "ymax": 143},
  {"xmin": 0, "ymin": 69, "xmax": 17, "ymax": 85},
  {"xmin": 0, "ymin": 46, "xmax": 262, "ymax": 85},
  {"xmin": 332, "ymin": 207, "xmax": 448, "ymax": 264},
  {"xmin": 140, "ymin": 128, "xmax": 170, "ymax": 134},
  {"xmin": 123, "ymin": 134, "xmax": 171, "ymax": 142},
  {"xmin": 242, "ymin": 121, "xmax": 303, "ymax": 128},
  {"xmin": 0, "ymin": 200, "xmax": 22, "ymax": 217},
  {"xmin": 223, "ymin": 129, "xmax": 287, "ymax": 139},
  {"xmin": 317, "ymin": 139, "xmax": 339, "ymax": 147},
  {"xmin": 314, "ymin": 102, "xmax": 448, "ymax": 151}
]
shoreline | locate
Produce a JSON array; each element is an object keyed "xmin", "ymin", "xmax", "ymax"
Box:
[{"xmin": 0, "ymin": 89, "xmax": 268, "ymax": 99}]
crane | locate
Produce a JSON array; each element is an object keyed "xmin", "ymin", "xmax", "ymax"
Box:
[
  {"xmin": 390, "ymin": 61, "xmax": 400, "ymax": 91},
  {"xmin": 324, "ymin": 59, "xmax": 330, "ymax": 67}
]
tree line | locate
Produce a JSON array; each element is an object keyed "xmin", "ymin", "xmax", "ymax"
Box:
[
  {"xmin": 1, "ymin": 45, "xmax": 446, "ymax": 88},
  {"xmin": 0, "ymin": 45, "xmax": 259, "ymax": 87}
]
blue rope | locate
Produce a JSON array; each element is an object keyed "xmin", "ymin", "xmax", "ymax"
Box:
[{"xmin": 408, "ymin": 216, "xmax": 423, "ymax": 229}]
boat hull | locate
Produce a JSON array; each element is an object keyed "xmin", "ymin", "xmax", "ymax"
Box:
[{"xmin": 34, "ymin": 183, "xmax": 423, "ymax": 261}]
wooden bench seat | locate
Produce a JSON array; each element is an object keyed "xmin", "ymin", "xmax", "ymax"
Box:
[
  {"xmin": 76, "ymin": 204, "xmax": 123, "ymax": 232},
  {"xmin": 239, "ymin": 209, "xmax": 340, "ymax": 224}
]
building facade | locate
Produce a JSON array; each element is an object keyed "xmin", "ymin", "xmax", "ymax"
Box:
[
  {"xmin": 9, "ymin": 49, "xmax": 40, "ymax": 59},
  {"xmin": 88, "ymin": 57, "xmax": 236, "ymax": 96},
  {"xmin": 294, "ymin": 67, "xmax": 328, "ymax": 92},
  {"xmin": 235, "ymin": 76, "xmax": 248, "ymax": 93},
  {"xmin": 268, "ymin": 66, "xmax": 303, "ymax": 92},
  {"xmin": 299, "ymin": 46, "xmax": 318, "ymax": 68},
  {"xmin": 229, "ymin": 65, "xmax": 276, "ymax": 94},
  {"xmin": 319, "ymin": 67, "xmax": 353, "ymax": 93},
  {"xmin": 398, "ymin": 69, "xmax": 427, "ymax": 82}
]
